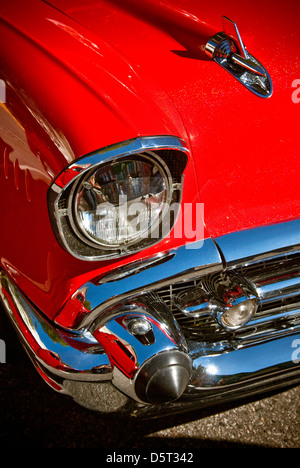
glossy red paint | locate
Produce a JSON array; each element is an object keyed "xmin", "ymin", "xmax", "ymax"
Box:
[
  {"xmin": 0, "ymin": 0, "xmax": 300, "ymax": 322},
  {"xmin": 54, "ymin": 0, "xmax": 300, "ymax": 236},
  {"xmin": 56, "ymin": 288, "xmax": 92, "ymax": 329}
]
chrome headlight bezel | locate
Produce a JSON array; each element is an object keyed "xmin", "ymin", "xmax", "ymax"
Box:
[
  {"xmin": 70, "ymin": 152, "xmax": 173, "ymax": 250},
  {"xmin": 48, "ymin": 136, "xmax": 189, "ymax": 261}
]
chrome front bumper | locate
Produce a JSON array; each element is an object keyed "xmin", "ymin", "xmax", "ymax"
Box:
[{"xmin": 1, "ymin": 219, "xmax": 300, "ymax": 417}]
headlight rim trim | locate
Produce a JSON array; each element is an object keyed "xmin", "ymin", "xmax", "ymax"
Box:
[
  {"xmin": 48, "ymin": 135, "xmax": 190, "ymax": 262},
  {"xmin": 69, "ymin": 151, "xmax": 174, "ymax": 250}
]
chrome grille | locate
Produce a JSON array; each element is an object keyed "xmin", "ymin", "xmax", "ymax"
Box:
[
  {"xmin": 157, "ymin": 279, "xmax": 229, "ymax": 340},
  {"xmin": 156, "ymin": 251, "xmax": 300, "ymax": 343}
]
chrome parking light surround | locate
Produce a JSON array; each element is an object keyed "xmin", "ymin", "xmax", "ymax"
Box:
[{"xmin": 48, "ymin": 136, "xmax": 189, "ymax": 261}]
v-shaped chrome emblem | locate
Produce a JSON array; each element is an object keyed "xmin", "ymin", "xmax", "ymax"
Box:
[{"xmin": 205, "ymin": 16, "xmax": 273, "ymax": 98}]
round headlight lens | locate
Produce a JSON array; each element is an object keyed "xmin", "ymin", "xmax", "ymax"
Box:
[{"xmin": 73, "ymin": 156, "xmax": 170, "ymax": 247}]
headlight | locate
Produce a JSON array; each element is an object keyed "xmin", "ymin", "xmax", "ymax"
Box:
[
  {"xmin": 73, "ymin": 155, "xmax": 171, "ymax": 248},
  {"xmin": 48, "ymin": 137, "xmax": 189, "ymax": 260}
]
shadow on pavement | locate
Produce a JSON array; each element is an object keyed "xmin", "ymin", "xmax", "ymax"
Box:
[{"xmin": 0, "ymin": 304, "xmax": 296, "ymax": 448}]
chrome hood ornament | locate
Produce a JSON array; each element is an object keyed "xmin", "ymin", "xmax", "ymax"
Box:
[{"xmin": 205, "ymin": 16, "xmax": 273, "ymax": 98}]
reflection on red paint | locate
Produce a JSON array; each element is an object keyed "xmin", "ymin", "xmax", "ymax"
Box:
[
  {"xmin": 35, "ymin": 364, "xmax": 64, "ymax": 392},
  {"xmin": 94, "ymin": 328, "xmax": 138, "ymax": 379},
  {"xmin": 55, "ymin": 288, "xmax": 91, "ymax": 329},
  {"xmin": 54, "ymin": 166, "xmax": 84, "ymax": 188}
]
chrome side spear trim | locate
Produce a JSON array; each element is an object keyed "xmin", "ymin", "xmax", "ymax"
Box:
[{"xmin": 205, "ymin": 16, "xmax": 273, "ymax": 98}]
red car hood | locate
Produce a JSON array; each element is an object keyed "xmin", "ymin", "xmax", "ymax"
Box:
[
  {"xmin": 45, "ymin": 0, "xmax": 300, "ymax": 239},
  {"xmin": 5, "ymin": 0, "xmax": 300, "ymax": 241}
]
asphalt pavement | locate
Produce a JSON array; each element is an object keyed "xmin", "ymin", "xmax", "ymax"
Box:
[{"xmin": 0, "ymin": 305, "xmax": 299, "ymax": 449}]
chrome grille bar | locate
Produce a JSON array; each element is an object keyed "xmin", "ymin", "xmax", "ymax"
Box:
[{"xmin": 156, "ymin": 250, "xmax": 300, "ymax": 344}]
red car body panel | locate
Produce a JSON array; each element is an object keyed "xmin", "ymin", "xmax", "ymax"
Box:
[{"xmin": 0, "ymin": 0, "xmax": 300, "ymax": 323}]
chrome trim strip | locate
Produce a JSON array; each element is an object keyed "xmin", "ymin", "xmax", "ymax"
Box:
[
  {"xmin": 190, "ymin": 330, "xmax": 300, "ymax": 391},
  {"xmin": 136, "ymin": 365, "xmax": 300, "ymax": 419},
  {"xmin": 55, "ymin": 220, "xmax": 300, "ymax": 333},
  {"xmin": 52, "ymin": 136, "xmax": 189, "ymax": 192},
  {"xmin": 0, "ymin": 273, "xmax": 112, "ymax": 384},
  {"xmin": 257, "ymin": 274, "xmax": 300, "ymax": 302},
  {"xmin": 58, "ymin": 238, "xmax": 224, "ymax": 331},
  {"xmin": 215, "ymin": 219, "xmax": 300, "ymax": 267}
]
